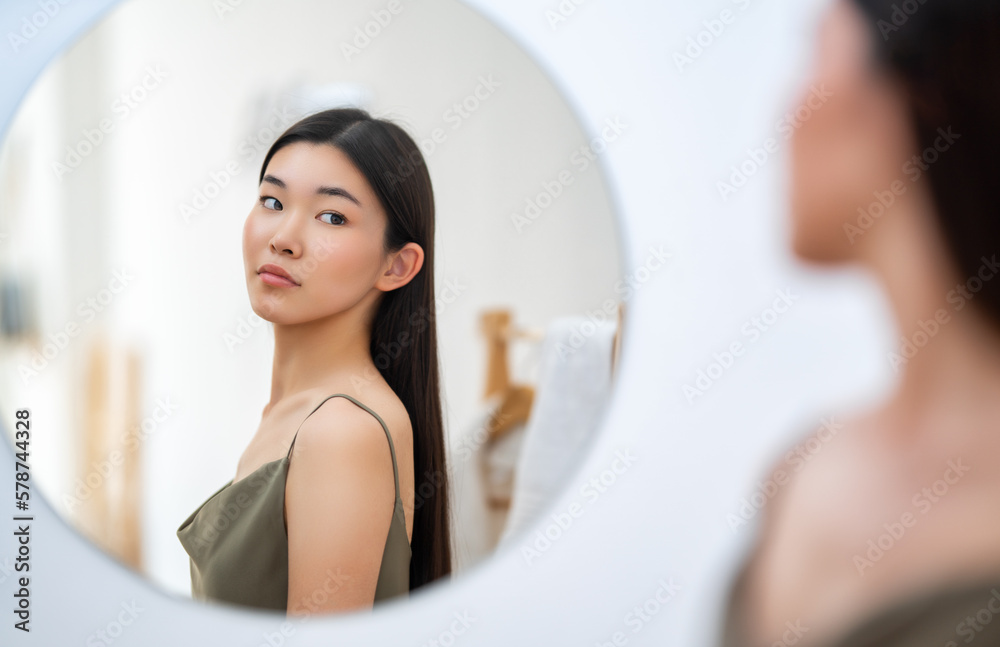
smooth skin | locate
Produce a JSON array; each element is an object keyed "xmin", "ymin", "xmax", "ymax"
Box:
[
  {"xmin": 740, "ymin": 1, "xmax": 1000, "ymax": 645},
  {"xmin": 238, "ymin": 141, "xmax": 421, "ymax": 615}
]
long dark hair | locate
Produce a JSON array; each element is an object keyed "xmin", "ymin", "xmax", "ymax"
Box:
[
  {"xmin": 852, "ymin": 0, "xmax": 1000, "ymax": 322},
  {"xmin": 258, "ymin": 107, "xmax": 451, "ymax": 591}
]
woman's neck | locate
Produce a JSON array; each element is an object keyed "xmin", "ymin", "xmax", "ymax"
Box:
[
  {"xmin": 265, "ymin": 309, "xmax": 378, "ymax": 411},
  {"xmin": 861, "ymin": 197, "xmax": 1000, "ymax": 445}
]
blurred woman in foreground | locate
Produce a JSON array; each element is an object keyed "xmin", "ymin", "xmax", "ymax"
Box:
[{"xmin": 720, "ymin": 1, "xmax": 1000, "ymax": 645}]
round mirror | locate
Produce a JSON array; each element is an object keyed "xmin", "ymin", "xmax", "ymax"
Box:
[{"xmin": 0, "ymin": 0, "xmax": 624, "ymax": 615}]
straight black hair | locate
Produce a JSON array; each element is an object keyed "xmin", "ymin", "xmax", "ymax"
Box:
[
  {"xmin": 852, "ymin": 0, "xmax": 1000, "ymax": 322},
  {"xmin": 258, "ymin": 107, "xmax": 452, "ymax": 592}
]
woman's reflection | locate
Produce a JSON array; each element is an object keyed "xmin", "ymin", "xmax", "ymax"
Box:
[{"xmin": 176, "ymin": 108, "xmax": 451, "ymax": 615}]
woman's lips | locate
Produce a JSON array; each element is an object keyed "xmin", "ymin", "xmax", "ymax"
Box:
[{"xmin": 259, "ymin": 272, "xmax": 299, "ymax": 288}]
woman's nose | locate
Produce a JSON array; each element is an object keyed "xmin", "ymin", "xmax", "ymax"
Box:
[{"xmin": 268, "ymin": 211, "xmax": 304, "ymax": 256}]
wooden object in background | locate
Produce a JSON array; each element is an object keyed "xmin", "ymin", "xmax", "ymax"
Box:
[
  {"xmin": 80, "ymin": 331, "xmax": 144, "ymax": 573},
  {"xmin": 118, "ymin": 346, "xmax": 143, "ymax": 570},
  {"xmin": 611, "ymin": 300, "xmax": 625, "ymax": 378},
  {"xmin": 479, "ymin": 309, "xmax": 536, "ymax": 442}
]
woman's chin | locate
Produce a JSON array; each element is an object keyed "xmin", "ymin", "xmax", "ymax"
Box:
[
  {"xmin": 247, "ymin": 300, "xmax": 282, "ymax": 324},
  {"xmin": 789, "ymin": 228, "xmax": 852, "ymax": 266}
]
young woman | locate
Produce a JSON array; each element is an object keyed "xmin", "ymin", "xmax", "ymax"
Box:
[
  {"xmin": 720, "ymin": 1, "xmax": 1000, "ymax": 645},
  {"xmin": 177, "ymin": 108, "xmax": 451, "ymax": 615}
]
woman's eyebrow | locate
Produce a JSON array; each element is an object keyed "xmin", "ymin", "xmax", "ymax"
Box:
[{"xmin": 260, "ymin": 174, "xmax": 362, "ymax": 207}]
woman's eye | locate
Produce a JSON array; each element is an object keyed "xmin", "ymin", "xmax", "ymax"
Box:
[
  {"xmin": 318, "ymin": 212, "xmax": 346, "ymax": 226},
  {"xmin": 259, "ymin": 196, "xmax": 281, "ymax": 210}
]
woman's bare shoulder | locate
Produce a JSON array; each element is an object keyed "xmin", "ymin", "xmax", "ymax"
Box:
[
  {"xmin": 739, "ymin": 410, "xmax": 936, "ymax": 644},
  {"xmin": 282, "ymin": 396, "xmax": 399, "ymax": 611}
]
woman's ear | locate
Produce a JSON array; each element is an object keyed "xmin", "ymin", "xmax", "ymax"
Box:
[{"xmin": 377, "ymin": 242, "xmax": 425, "ymax": 292}]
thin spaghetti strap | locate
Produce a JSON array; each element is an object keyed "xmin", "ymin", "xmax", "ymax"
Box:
[{"xmin": 284, "ymin": 393, "xmax": 401, "ymax": 501}]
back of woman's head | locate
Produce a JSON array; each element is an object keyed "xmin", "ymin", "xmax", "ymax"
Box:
[
  {"xmin": 260, "ymin": 108, "xmax": 452, "ymax": 591},
  {"xmin": 851, "ymin": 0, "xmax": 1000, "ymax": 323}
]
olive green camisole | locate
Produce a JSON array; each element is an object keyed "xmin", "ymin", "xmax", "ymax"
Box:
[
  {"xmin": 176, "ymin": 393, "xmax": 411, "ymax": 612},
  {"xmin": 720, "ymin": 559, "xmax": 1000, "ymax": 647}
]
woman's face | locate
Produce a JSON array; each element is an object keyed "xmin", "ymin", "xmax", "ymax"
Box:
[
  {"xmin": 242, "ymin": 141, "xmax": 392, "ymax": 325},
  {"xmin": 789, "ymin": 0, "xmax": 919, "ymax": 263}
]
